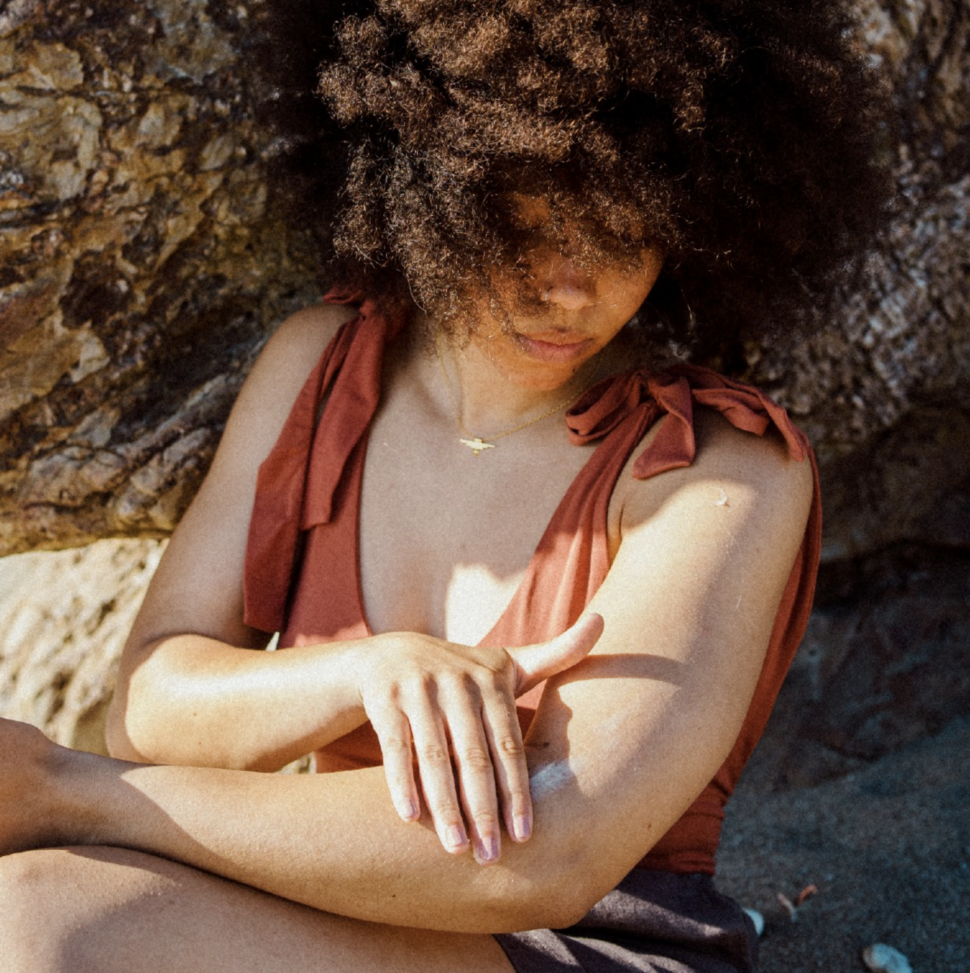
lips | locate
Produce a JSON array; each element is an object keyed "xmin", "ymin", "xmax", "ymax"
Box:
[
  {"xmin": 514, "ymin": 331, "xmax": 593, "ymax": 363},
  {"xmin": 521, "ymin": 329, "xmax": 589, "ymax": 345}
]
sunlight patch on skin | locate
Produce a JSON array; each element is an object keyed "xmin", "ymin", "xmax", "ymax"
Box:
[
  {"xmin": 528, "ymin": 707, "xmax": 651, "ymax": 801},
  {"xmin": 445, "ymin": 564, "xmax": 524, "ymax": 645},
  {"xmin": 529, "ymin": 759, "xmax": 576, "ymax": 800}
]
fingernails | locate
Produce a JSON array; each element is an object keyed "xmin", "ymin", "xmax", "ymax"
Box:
[
  {"xmin": 446, "ymin": 825, "xmax": 467, "ymax": 851},
  {"xmin": 398, "ymin": 798, "xmax": 418, "ymax": 821},
  {"xmin": 513, "ymin": 815, "xmax": 532, "ymax": 841},
  {"xmin": 476, "ymin": 836, "xmax": 499, "ymax": 864}
]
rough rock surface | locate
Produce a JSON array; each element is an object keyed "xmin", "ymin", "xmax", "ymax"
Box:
[
  {"xmin": 0, "ymin": 0, "xmax": 316, "ymax": 554},
  {"xmin": 0, "ymin": 537, "xmax": 164, "ymax": 753},
  {"xmin": 737, "ymin": 0, "xmax": 970, "ymax": 564}
]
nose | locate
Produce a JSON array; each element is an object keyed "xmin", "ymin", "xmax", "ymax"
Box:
[{"xmin": 540, "ymin": 256, "xmax": 596, "ymax": 311}]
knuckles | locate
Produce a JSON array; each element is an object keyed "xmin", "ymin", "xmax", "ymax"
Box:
[
  {"xmin": 417, "ymin": 743, "xmax": 451, "ymax": 766},
  {"xmin": 427, "ymin": 798, "xmax": 462, "ymax": 820},
  {"xmin": 455, "ymin": 746, "xmax": 493, "ymax": 772},
  {"xmin": 377, "ymin": 735, "xmax": 412, "ymax": 757},
  {"xmin": 495, "ymin": 736, "xmax": 525, "ymax": 757},
  {"xmin": 466, "ymin": 809, "xmax": 500, "ymax": 831}
]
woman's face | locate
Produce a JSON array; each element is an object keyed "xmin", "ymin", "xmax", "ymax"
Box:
[{"xmin": 467, "ymin": 198, "xmax": 664, "ymax": 391}]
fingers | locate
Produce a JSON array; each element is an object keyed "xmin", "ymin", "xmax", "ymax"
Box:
[
  {"xmin": 444, "ymin": 661, "xmax": 540, "ymax": 860},
  {"xmin": 481, "ymin": 690, "xmax": 532, "ymax": 845},
  {"xmin": 510, "ymin": 612, "xmax": 604, "ymax": 696},
  {"xmin": 366, "ymin": 675, "xmax": 527, "ymax": 864},
  {"xmin": 445, "ymin": 689, "xmax": 503, "ymax": 864},
  {"xmin": 360, "ymin": 618, "xmax": 604, "ymax": 863},
  {"xmin": 367, "ymin": 703, "xmax": 421, "ymax": 824},
  {"xmin": 407, "ymin": 686, "xmax": 472, "ymax": 856},
  {"xmin": 411, "ymin": 678, "xmax": 515, "ymax": 863}
]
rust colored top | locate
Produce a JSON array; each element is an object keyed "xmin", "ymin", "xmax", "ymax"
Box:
[{"xmin": 244, "ymin": 294, "xmax": 822, "ymax": 876}]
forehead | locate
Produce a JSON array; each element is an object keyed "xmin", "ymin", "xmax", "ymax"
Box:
[
  {"xmin": 501, "ymin": 192, "xmax": 649, "ymax": 246},
  {"xmin": 505, "ymin": 193, "xmax": 553, "ymax": 227}
]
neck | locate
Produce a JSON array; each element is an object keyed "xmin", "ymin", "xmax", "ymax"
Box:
[{"xmin": 433, "ymin": 333, "xmax": 602, "ymax": 438}]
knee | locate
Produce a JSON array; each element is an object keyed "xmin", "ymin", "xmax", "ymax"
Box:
[{"xmin": 0, "ymin": 849, "xmax": 84, "ymax": 973}]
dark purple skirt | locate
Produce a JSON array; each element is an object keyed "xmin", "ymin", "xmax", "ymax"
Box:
[{"xmin": 494, "ymin": 870, "xmax": 758, "ymax": 973}]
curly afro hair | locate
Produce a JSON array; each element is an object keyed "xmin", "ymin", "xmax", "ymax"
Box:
[{"xmin": 261, "ymin": 0, "xmax": 892, "ymax": 352}]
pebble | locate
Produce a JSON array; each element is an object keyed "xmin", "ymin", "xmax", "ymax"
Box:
[
  {"xmin": 742, "ymin": 907, "xmax": 765, "ymax": 938},
  {"xmin": 862, "ymin": 943, "xmax": 913, "ymax": 973}
]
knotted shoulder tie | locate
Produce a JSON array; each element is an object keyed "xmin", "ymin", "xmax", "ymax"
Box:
[{"xmin": 566, "ymin": 362, "xmax": 809, "ymax": 478}]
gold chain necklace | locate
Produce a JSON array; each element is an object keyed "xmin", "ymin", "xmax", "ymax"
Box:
[{"xmin": 435, "ymin": 342, "xmax": 591, "ymax": 456}]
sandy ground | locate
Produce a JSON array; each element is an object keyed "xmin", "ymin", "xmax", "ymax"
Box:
[{"xmin": 716, "ymin": 715, "xmax": 970, "ymax": 973}]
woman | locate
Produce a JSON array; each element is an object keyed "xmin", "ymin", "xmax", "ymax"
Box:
[{"xmin": 0, "ymin": 2, "xmax": 889, "ymax": 971}]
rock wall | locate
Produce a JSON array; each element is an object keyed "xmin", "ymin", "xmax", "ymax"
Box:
[
  {"xmin": 0, "ymin": 0, "xmax": 966, "ymax": 559},
  {"xmin": 0, "ymin": 0, "xmax": 316, "ymax": 554},
  {"xmin": 740, "ymin": 0, "xmax": 970, "ymax": 565}
]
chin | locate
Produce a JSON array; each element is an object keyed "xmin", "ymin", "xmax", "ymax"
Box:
[{"xmin": 506, "ymin": 360, "xmax": 589, "ymax": 391}]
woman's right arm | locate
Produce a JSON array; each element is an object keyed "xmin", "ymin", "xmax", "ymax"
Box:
[
  {"xmin": 105, "ymin": 305, "xmax": 599, "ymax": 860},
  {"xmin": 104, "ymin": 302, "xmax": 362, "ymax": 772}
]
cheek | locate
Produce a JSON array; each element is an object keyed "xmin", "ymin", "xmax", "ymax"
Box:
[
  {"xmin": 605, "ymin": 273, "xmax": 659, "ymax": 322},
  {"xmin": 627, "ymin": 261, "xmax": 664, "ymax": 314},
  {"xmin": 638, "ymin": 250, "xmax": 666, "ymax": 298}
]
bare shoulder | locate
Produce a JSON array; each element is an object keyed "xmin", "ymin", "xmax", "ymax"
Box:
[
  {"xmin": 613, "ymin": 403, "xmax": 814, "ymax": 550},
  {"xmin": 245, "ymin": 302, "xmax": 357, "ymax": 402},
  {"xmin": 263, "ymin": 301, "xmax": 355, "ymax": 358},
  {"xmin": 212, "ymin": 302, "xmax": 357, "ymax": 470},
  {"xmin": 601, "ymin": 401, "xmax": 815, "ymax": 639},
  {"xmin": 192, "ymin": 298, "xmax": 358, "ymax": 512},
  {"xmin": 124, "ymin": 302, "xmax": 357, "ymax": 650}
]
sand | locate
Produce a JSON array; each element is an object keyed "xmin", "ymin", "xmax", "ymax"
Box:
[{"xmin": 716, "ymin": 715, "xmax": 970, "ymax": 973}]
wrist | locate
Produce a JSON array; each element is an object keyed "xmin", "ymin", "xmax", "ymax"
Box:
[
  {"xmin": 46, "ymin": 744, "xmax": 131, "ymax": 849},
  {"xmin": 293, "ymin": 638, "xmax": 373, "ymax": 749},
  {"xmin": 332, "ymin": 633, "xmax": 395, "ymax": 706}
]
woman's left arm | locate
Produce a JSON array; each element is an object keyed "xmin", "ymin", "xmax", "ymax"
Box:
[{"xmin": 1, "ymin": 413, "xmax": 813, "ymax": 934}]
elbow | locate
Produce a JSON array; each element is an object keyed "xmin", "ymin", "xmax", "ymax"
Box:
[
  {"xmin": 105, "ymin": 640, "xmax": 168, "ymax": 762},
  {"xmin": 488, "ymin": 875, "xmax": 597, "ymax": 933},
  {"xmin": 104, "ymin": 676, "xmax": 176, "ymax": 765},
  {"xmin": 518, "ymin": 892, "xmax": 593, "ymax": 932},
  {"xmin": 104, "ymin": 652, "xmax": 194, "ymax": 766},
  {"xmin": 505, "ymin": 831, "xmax": 639, "ymax": 931},
  {"xmin": 478, "ymin": 845, "xmax": 603, "ymax": 933},
  {"xmin": 532, "ymin": 861, "xmax": 609, "ymax": 930}
]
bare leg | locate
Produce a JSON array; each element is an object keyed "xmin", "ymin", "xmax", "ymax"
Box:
[{"xmin": 0, "ymin": 847, "xmax": 516, "ymax": 973}]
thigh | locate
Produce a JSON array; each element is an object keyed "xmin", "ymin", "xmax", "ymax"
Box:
[{"xmin": 0, "ymin": 846, "xmax": 515, "ymax": 973}]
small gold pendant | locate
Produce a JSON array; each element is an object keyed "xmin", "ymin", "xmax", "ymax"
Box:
[{"xmin": 459, "ymin": 437, "xmax": 496, "ymax": 456}]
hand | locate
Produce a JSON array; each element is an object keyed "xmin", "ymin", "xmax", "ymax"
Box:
[
  {"xmin": 356, "ymin": 613, "xmax": 603, "ymax": 864},
  {"xmin": 0, "ymin": 718, "xmax": 64, "ymax": 857}
]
